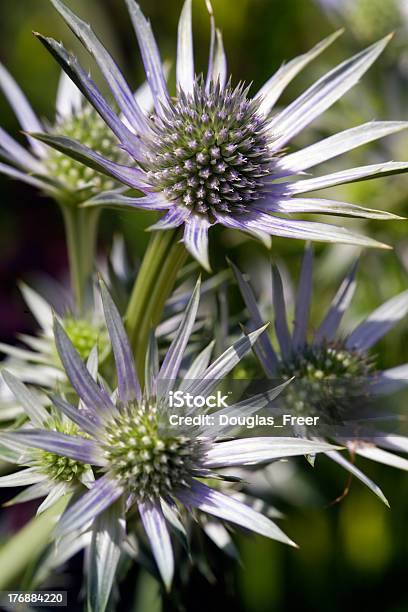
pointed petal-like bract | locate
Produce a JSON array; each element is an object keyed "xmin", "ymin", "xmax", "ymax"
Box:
[
  {"xmin": 346, "ymin": 290, "xmax": 408, "ymax": 351},
  {"xmin": 264, "ymin": 197, "xmax": 403, "ymax": 220},
  {"xmin": 177, "ymin": 479, "xmax": 297, "ymax": 546},
  {"xmin": 315, "ymin": 260, "xmax": 359, "ymax": 343},
  {"xmin": 56, "ymin": 70, "xmax": 83, "ymax": 120},
  {"xmin": 0, "ymin": 161, "xmax": 52, "ymax": 191},
  {"xmin": 370, "ymin": 364, "xmax": 408, "ymax": 396},
  {"xmin": 85, "ymin": 192, "xmax": 170, "ymax": 211},
  {"xmin": 230, "ymin": 260, "xmax": 278, "ymax": 375},
  {"xmin": 0, "ymin": 468, "xmax": 48, "ymax": 488},
  {"xmin": 272, "ymin": 266, "xmax": 292, "ymax": 359},
  {"xmin": 0, "ymin": 62, "xmax": 46, "ymax": 157},
  {"xmin": 0, "ymin": 126, "xmax": 43, "ymax": 173},
  {"xmin": 158, "ymin": 279, "xmax": 201, "ymax": 396},
  {"xmin": 181, "ymin": 340, "xmax": 215, "ymax": 385},
  {"xmin": 55, "ymin": 475, "xmax": 123, "ymax": 536},
  {"xmin": 326, "ymin": 450, "xmax": 389, "ymax": 506},
  {"xmin": 49, "ymin": 0, "xmax": 149, "ymax": 135},
  {"xmin": 145, "ymin": 331, "xmax": 159, "ymax": 398},
  {"xmin": 256, "ymin": 30, "xmax": 343, "ymax": 115},
  {"xmin": 212, "ymin": 29, "xmax": 227, "ymax": 88},
  {"xmin": 125, "ymin": 0, "xmax": 170, "ymax": 112},
  {"xmin": 246, "ymin": 211, "xmax": 390, "ymax": 250},
  {"xmin": 288, "ymin": 161, "xmax": 408, "ymax": 195},
  {"xmin": 51, "ymin": 395, "xmax": 101, "ymax": 436},
  {"xmin": 2, "ymin": 371, "xmax": 48, "ymax": 427},
  {"xmin": 184, "ymin": 325, "xmax": 269, "ymax": 400},
  {"xmin": 99, "ymin": 280, "xmax": 141, "ymax": 403},
  {"xmin": 54, "ymin": 319, "xmax": 115, "ymax": 418},
  {"xmin": 19, "ymin": 283, "xmax": 53, "ymax": 333},
  {"xmin": 183, "ymin": 215, "xmax": 212, "ymax": 271},
  {"xmin": 34, "ymin": 34, "xmax": 144, "ymax": 161},
  {"xmin": 281, "ymin": 121, "xmax": 408, "ymax": 173},
  {"xmin": 88, "ymin": 503, "xmax": 125, "ymax": 612},
  {"xmin": 269, "ymin": 35, "xmax": 393, "ymax": 149},
  {"xmin": 0, "ymin": 430, "xmax": 104, "ymax": 465},
  {"xmin": 148, "ymin": 206, "xmax": 191, "ymax": 231},
  {"xmin": 292, "ymin": 245, "xmax": 313, "ymax": 349},
  {"xmin": 177, "ymin": 0, "xmax": 194, "ymax": 94},
  {"xmin": 139, "ymin": 500, "xmax": 174, "ymax": 591},
  {"xmin": 204, "ymin": 438, "xmax": 338, "ymax": 467},
  {"xmin": 30, "ymin": 132, "xmax": 148, "ymax": 191},
  {"xmin": 354, "ymin": 446, "xmax": 408, "ymax": 471}
]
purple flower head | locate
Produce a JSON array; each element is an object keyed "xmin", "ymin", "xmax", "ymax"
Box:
[
  {"xmin": 232, "ymin": 247, "xmax": 408, "ymax": 506},
  {"xmin": 31, "ymin": 0, "xmax": 408, "ymax": 269},
  {"xmin": 1, "ymin": 278, "xmax": 337, "ymax": 601}
]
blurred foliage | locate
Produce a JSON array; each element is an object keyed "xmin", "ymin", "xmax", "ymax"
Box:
[{"xmin": 0, "ymin": 0, "xmax": 407, "ymax": 610}]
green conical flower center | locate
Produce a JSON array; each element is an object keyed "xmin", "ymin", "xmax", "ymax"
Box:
[
  {"xmin": 278, "ymin": 342, "xmax": 375, "ymax": 422},
  {"xmin": 63, "ymin": 317, "xmax": 109, "ymax": 361},
  {"xmin": 45, "ymin": 104, "xmax": 125, "ymax": 195},
  {"xmin": 103, "ymin": 402, "xmax": 204, "ymax": 501},
  {"xmin": 39, "ymin": 418, "xmax": 89, "ymax": 483}
]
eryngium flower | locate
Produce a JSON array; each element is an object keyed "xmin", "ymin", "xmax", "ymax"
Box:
[
  {"xmin": 0, "ymin": 370, "xmax": 94, "ymax": 512},
  {"xmin": 0, "ymin": 64, "xmax": 135, "ymax": 204},
  {"xmin": 33, "ymin": 0, "xmax": 408, "ymax": 269},
  {"xmin": 232, "ymin": 249, "xmax": 408, "ymax": 505},
  {"xmin": 0, "ymin": 279, "xmax": 336, "ymax": 601}
]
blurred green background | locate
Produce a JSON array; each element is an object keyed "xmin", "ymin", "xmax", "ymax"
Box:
[{"xmin": 0, "ymin": 1, "xmax": 408, "ymax": 610}]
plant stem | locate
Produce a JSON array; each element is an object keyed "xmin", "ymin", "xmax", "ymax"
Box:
[
  {"xmin": 61, "ymin": 205, "xmax": 100, "ymax": 315},
  {"xmin": 125, "ymin": 229, "xmax": 188, "ymax": 383},
  {"xmin": 0, "ymin": 495, "xmax": 71, "ymax": 589}
]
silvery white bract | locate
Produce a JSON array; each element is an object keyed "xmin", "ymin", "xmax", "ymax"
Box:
[
  {"xmin": 30, "ymin": 0, "xmax": 408, "ymax": 271},
  {"xmin": 1, "ymin": 279, "xmax": 338, "ymax": 608},
  {"xmin": 232, "ymin": 248, "xmax": 408, "ymax": 506}
]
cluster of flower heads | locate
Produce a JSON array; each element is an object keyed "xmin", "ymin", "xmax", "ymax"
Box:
[
  {"xmin": 0, "ymin": 280, "xmax": 336, "ymax": 606},
  {"xmin": 0, "ymin": 0, "xmax": 407, "ymax": 609}
]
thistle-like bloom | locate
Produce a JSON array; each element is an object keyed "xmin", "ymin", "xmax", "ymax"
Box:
[
  {"xmin": 0, "ymin": 369, "xmax": 95, "ymax": 512},
  {"xmin": 232, "ymin": 249, "xmax": 408, "ymax": 505},
  {"xmin": 0, "ymin": 63, "xmax": 134, "ymax": 203},
  {"xmin": 0, "ymin": 279, "xmax": 336, "ymax": 603},
  {"xmin": 32, "ymin": 0, "xmax": 408, "ymax": 270}
]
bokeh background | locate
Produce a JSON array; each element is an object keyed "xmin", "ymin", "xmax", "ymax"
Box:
[{"xmin": 0, "ymin": 0, "xmax": 408, "ymax": 610}]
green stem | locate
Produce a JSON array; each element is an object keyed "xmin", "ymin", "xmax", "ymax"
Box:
[
  {"xmin": 61, "ymin": 205, "xmax": 100, "ymax": 315},
  {"xmin": 0, "ymin": 495, "xmax": 71, "ymax": 589},
  {"xmin": 126, "ymin": 229, "xmax": 188, "ymax": 383}
]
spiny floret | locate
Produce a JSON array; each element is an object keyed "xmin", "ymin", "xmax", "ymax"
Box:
[
  {"xmin": 63, "ymin": 316, "xmax": 109, "ymax": 361},
  {"xmin": 146, "ymin": 80, "xmax": 274, "ymax": 217},
  {"xmin": 103, "ymin": 401, "xmax": 205, "ymax": 502},
  {"xmin": 278, "ymin": 341, "xmax": 375, "ymax": 421},
  {"xmin": 45, "ymin": 104, "xmax": 124, "ymax": 194},
  {"xmin": 39, "ymin": 417, "xmax": 89, "ymax": 483}
]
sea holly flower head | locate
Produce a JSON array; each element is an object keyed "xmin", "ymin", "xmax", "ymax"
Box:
[
  {"xmin": 0, "ymin": 370, "xmax": 94, "ymax": 513},
  {"xmin": 32, "ymin": 0, "xmax": 408, "ymax": 270},
  {"xmin": 0, "ymin": 281, "xmax": 110, "ymax": 399},
  {"xmin": 0, "ymin": 64, "xmax": 131, "ymax": 205},
  {"xmin": 0, "ymin": 279, "xmax": 338, "ymax": 603},
  {"xmin": 232, "ymin": 248, "xmax": 408, "ymax": 505}
]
